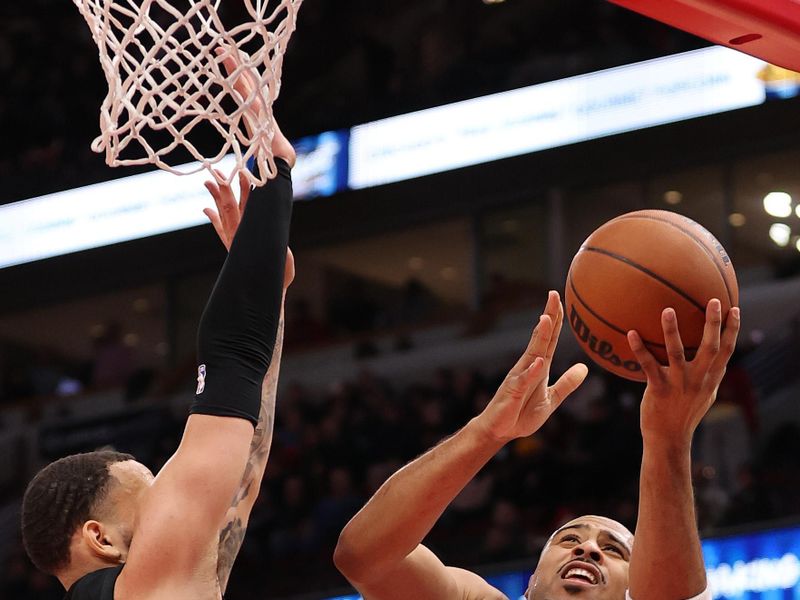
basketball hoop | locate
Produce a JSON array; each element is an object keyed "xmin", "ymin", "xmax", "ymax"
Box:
[{"xmin": 72, "ymin": 0, "xmax": 303, "ymax": 185}]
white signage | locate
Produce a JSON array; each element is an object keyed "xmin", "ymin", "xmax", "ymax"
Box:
[
  {"xmin": 707, "ymin": 553, "xmax": 800, "ymax": 598},
  {"xmin": 0, "ymin": 159, "xmax": 227, "ymax": 269},
  {"xmin": 0, "ymin": 46, "xmax": 773, "ymax": 269},
  {"xmin": 348, "ymin": 46, "xmax": 767, "ymax": 189}
]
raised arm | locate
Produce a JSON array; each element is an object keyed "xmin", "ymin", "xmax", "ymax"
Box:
[
  {"xmin": 626, "ymin": 300, "xmax": 740, "ymax": 600},
  {"xmin": 117, "ymin": 158, "xmax": 292, "ymax": 597},
  {"xmin": 201, "ymin": 172, "xmax": 296, "ymax": 592},
  {"xmin": 334, "ymin": 292, "xmax": 588, "ymax": 600},
  {"xmin": 114, "ymin": 41, "xmax": 296, "ymax": 590}
]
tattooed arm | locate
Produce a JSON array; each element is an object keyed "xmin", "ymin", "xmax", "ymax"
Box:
[
  {"xmin": 217, "ymin": 311, "xmax": 285, "ymax": 592},
  {"xmin": 202, "ymin": 167, "xmax": 295, "ymax": 594}
]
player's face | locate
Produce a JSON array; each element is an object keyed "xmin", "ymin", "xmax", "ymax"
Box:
[
  {"xmin": 526, "ymin": 516, "xmax": 632, "ymax": 600},
  {"xmin": 100, "ymin": 460, "xmax": 155, "ymax": 559}
]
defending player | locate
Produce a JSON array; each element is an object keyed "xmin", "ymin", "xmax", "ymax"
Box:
[
  {"xmin": 20, "ymin": 54, "xmax": 293, "ymax": 599},
  {"xmin": 334, "ymin": 291, "xmax": 740, "ymax": 600}
]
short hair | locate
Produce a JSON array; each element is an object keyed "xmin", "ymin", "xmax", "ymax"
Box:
[{"xmin": 21, "ymin": 450, "xmax": 134, "ymax": 574}]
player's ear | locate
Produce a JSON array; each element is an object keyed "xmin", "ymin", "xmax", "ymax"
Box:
[{"xmin": 82, "ymin": 520, "xmax": 124, "ymax": 562}]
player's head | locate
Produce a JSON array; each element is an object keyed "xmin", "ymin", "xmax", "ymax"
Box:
[
  {"xmin": 21, "ymin": 450, "xmax": 154, "ymax": 578},
  {"xmin": 525, "ymin": 515, "xmax": 633, "ymax": 600}
]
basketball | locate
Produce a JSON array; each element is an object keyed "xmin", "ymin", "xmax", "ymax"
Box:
[{"xmin": 564, "ymin": 210, "xmax": 738, "ymax": 381}]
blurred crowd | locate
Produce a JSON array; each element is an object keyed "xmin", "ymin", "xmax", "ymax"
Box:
[
  {"xmin": 0, "ymin": 321, "xmax": 158, "ymax": 419},
  {"xmin": 0, "ymin": 0, "xmax": 705, "ymax": 205},
  {"xmin": 0, "ymin": 272, "xmax": 456, "ymax": 414},
  {"xmin": 1, "ymin": 340, "xmax": 798, "ymax": 598}
]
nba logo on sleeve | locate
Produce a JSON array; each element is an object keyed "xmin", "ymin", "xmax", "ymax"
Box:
[{"xmin": 196, "ymin": 364, "xmax": 207, "ymax": 394}]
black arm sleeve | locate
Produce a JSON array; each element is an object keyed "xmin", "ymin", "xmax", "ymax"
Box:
[{"xmin": 190, "ymin": 159, "xmax": 292, "ymax": 427}]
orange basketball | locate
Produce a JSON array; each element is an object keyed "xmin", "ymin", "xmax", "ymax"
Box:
[{"xmin": 564, "ymin": 210, "xmax": 738, "ymax": 381}]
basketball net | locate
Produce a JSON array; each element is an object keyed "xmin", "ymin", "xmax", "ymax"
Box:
[{"xmin": 72, "ymin": 0, "xmax": 303, "ymax": 185}]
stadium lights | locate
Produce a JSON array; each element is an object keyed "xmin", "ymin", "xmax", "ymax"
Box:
[
  {"xmin": 769, "ymin": 223, "xmax": 791, "ymax": 246},
  {"xmin": 763, "ymin": 191, "xmax": 793, "ymax": 217}
]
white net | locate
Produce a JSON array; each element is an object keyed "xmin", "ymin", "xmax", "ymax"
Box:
[{"xmin": 72, "ymin": 0, "xmax": 303, "ymax": 185}]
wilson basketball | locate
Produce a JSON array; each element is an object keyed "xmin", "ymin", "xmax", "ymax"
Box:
[{"xmin": 564, "ymin": 210, "xmax": 738, "ymax": 381}]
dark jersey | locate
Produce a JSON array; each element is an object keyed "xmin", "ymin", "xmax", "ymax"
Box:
[{"xmin": 64, "ymin": 565, "xmax": 123, "ymax": 600}]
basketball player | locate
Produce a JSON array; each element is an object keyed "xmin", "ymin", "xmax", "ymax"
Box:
[
  {"xmin": 20, "ymin": 54, "xmax": 294, "ymax": 599},
  {"xmin": 335, "ymin": 291, "xmax": 740, "ymax": 600}
]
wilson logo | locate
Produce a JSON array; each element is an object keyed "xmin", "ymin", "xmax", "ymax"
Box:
[{"xmin": 569, "ymin": 305, "xmax": 641, "ymax": 374}]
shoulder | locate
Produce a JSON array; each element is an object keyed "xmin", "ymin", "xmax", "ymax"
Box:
[
  {"xmin": 344, "ymin": 545, "xmax": 506, "ymax": 600},
  {"xmin": 449, "ymin": 567, "xmax": 509, "ymax": 600},
  {"xmin": 65, "ymin": 566, "xmax": 123, "ymax": 600}
]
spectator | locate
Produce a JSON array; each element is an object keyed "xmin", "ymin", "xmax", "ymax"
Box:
[{"xmin": 90, "ymin": 321, "xmax": 134, "ymax": 389}]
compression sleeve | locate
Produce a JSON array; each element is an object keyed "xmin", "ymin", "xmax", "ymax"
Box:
[{"xmin": 190, "ymin": 158, "xmax": 292, "ymax": 427}]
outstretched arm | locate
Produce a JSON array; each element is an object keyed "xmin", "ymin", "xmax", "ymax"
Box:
[
  {"xmin": 202, "ymin": 165, "xmax": 296, "ymax": 593},
  {"xmin": 117, "ymin": 50, "xmax": 296, "ymax": 596},
  {"xmin": 627, "ymin": 300, "xmax": 740, "ymax": 600},
  {"xmin": 334, "ymin": 292, "xmax": 588, "ymax": 600},
  {"xmin": 118, "ymin": 156, "xmax": 293, "ymax": 597},
  {"xmin": 204, "ymin": 53, "xmax": 297, "ymax": 594}
]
